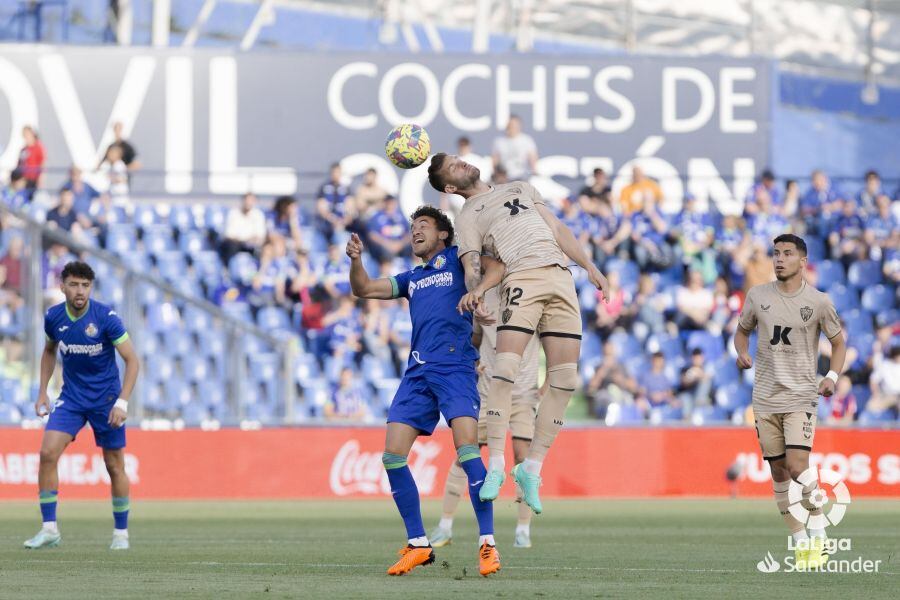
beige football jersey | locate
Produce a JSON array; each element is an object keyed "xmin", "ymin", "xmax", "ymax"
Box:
[
  {"xmin": 455, "ymin": 181, "xmax": 568, "ymax": 275},
  {"xmin": 475, "ymin": 286, "xmax": 540, "ymax": 398},
  {"xmin": 738, "ymin": 280, "xmax": 842, "ymax": 413}
]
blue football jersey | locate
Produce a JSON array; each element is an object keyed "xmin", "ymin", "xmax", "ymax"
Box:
[
  {"xmin": 44, "ymin": 300, "xmax": 129, "ymax": 407},
  {"xmin": 389, "ymin": 246, "xmax": 478, "ymax": 370}
]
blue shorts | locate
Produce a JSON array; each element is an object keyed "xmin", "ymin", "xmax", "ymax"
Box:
[
  {"xmin": 387, "ymin": 364, "xmax": 480, "ymax": 435},
  {"xmin": 46, "ymin": 398, "xmax": 126, "ymax": 449}
]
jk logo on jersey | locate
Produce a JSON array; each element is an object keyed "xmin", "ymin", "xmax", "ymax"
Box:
[
  {"xmin": 503, "ymin": 199, "xmax": 529, "ymax": 216},
  {"xmin": 770, "ymin": 325, "xmax": 792, "ymax": 345}
]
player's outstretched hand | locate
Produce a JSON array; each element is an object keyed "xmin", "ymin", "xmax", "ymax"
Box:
[
  {"xmin": 736, "ymin": 353, "xmax": 753, "ymax": 370},
  {"xmin": 34, "ymin": 392, "xmax": 50, "ymax": 418},
  {"xmin": 457, "ymin": 290, "xmax": 483, "ymax": 314},
  {"xmin": 589, "ymin": 266, "xmax": 610, "ymax": 303},
  {"xmin": 346, "ymin": 233, "xmax": 363, "ymax": 259},
  {"xmin": 108, "ymin": 405, "xmax": 127, "ymax": 428},
  {"xmin": 474, "ymin": 303, "xmax": 497, "ymax": 326},
  {"xmin": 818, "ymin": 377, "xmax": 835, "ymax": 397}
]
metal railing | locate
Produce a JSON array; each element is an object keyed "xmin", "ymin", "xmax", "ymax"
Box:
[{"xmin": 0, "ymin": 202, "xmax": 299, "ymax": 425}]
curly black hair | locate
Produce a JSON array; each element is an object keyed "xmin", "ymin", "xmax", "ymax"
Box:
[
  {"xmin": 427, "ymin": 153, "xmax": 448, "ymax": 193},
  {"xmin": 60, "ymin": 261, "xmax": 95, "ymax": 282},
  {"xmin": 410, "ymin": 205, "xmax": 454, "ymax": 247}
]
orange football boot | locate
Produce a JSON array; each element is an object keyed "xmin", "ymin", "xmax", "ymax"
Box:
[
  {"xmin": 387, "ymin": 544, "xmax": 435, "ymax": 576},
  {"xmin": 479, "ymin": 543, "xmax": 501, "ymax": 577}
]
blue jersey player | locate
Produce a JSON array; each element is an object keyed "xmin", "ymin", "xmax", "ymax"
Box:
[
  {"xmin": 347, "ymin": 206, "xmax": 505, "ymax": 577},
  {"xmin": 25, "ymin": 261, "xmax": 140, "ymax": 551}
]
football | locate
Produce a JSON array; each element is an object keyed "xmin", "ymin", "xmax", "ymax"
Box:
[{"xmin": 384, "ymin": 123, "xmax": 431, "ymax": 169}]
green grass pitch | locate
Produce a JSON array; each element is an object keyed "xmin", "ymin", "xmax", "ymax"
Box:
[{"xmin": 0, "ymin": 499, "xmax": 896, "ymax": 598}]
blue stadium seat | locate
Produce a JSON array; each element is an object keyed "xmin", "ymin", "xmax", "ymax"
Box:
[
  {"xmin": 645, "ymin": 333, "xmax": 683, "ymax": 359},
  {"xmin": 876, "ymin": 309, "xmax": 899, "ymax": 329},
  {"xmin": 121, "ymin": 251, "xmax": 150, "ymax": 272},
  {"xmin": 146, "ymin": 354, "xmax": 175, "ymax": 382},
  {"xmin": 96, "ymin": 276, "xmax": 124, "ymax": 307},
  {"xmin": 581, "ymin": 330, "xmax": 603, "ymax": 360},
  {"xmin": 712, "ymin": 357, "xmax": 740, "ymax": 388},
  {"xmin": 852, "ymin": 385, "xmax": 872, "ymax": 413},
  {"xmin": 181, "ymin": 402, "xmax": 209, "ymax": 426},
  {"xmin": 827, "ymin": 284, "xmax": 859, "ymax": 313},
  {"xmin": 805, "ymin": 237, "xmax": 826, "ymax": 262},
  {"xmin": 691, "ymin": 405, "xmax": 730, "ymax": 425},
  {"xmin": 136, "ymin": 280, "xmax": 163, "ymax": 307},
  {"xmin": 578, "ymin": 285, "xmax": 598, "ymax": 312},
  {"xmin": 609, "ymin": 331, "xmax": 641, "ymax": 360},
  {"xmin": 222, "ymin": 302, "xmax": 252, "ymax": 323},
  {"xmin": 134, "ymin": 205, "xmax": 160, "ymax": 228},
  {"xmin": 0, "ymin": 379, "xmax": 24, "ymax": 407},
  {"xmin": 686, "ymin": 331, "xmax": 724, "ymax": 361},
  {"xmin": 249, "ymin": 353, "xmax": 280, "ymax": 383},
  {"xmin": 610, "ymin": 403, "xmax": 644, "ymax": 425},
  {"xmin": 191, "ymin": 250, "xmax": 223, "ymax": 287},
  {"xmin": 142, "ymin": 383, "xmax": 164, "ymax": 414},
  {"xmin": 179, "ymin": 230, "xmax": 208, "ymax": 255},
  {"xmin": 849, "ymin": 332, "xmax": 875, "ymax": 365},
  {"xmin": 861, "ymin": 285, "xmax": 895, "ymax": 314},
  {"xmin": 228, "ymin": 252, "xmax": 257, "ymax": 285},
  {"xmin": 293, "ymin": 353, "xmax": 321, "ymax": 383},
  {"xmin": 302, "ymin": 380, "xmax": 331, "ymax": 412},
  {"xmin": 183, "ymin": 305, "xmax": 214, "ymax": 333},
  {"xmin": 105, "ymin": 223, "xmax": 136, "ymax": 254},
  {"xmin": 169, "ymin": 205, "xmax": 197, "ymax": 232},
  {"xmin": 162, "ymin": 329, "xmax": 193, "ymax": 358},
  {"xmin": 847, "ymin": 260, "xmax": 881, "ymax": 289},
  {"xmin": 816, "ymin": 260, "xmax": 846, "ymax": 287},
  {"xmin": 257, "ymin": 306, "xmax": 292, "ymax": 333},
  {"xmin": 155, "ymin": 251, "xmax": 187, "ymax": 282},
  {"xmin": 606, "ymin": 258, "xmax": 640, "ymax": 293},
  {"xmin": 0, "ymin": 403, "xmax": 21, "ymax": 425},
  {"xmin": 136, "ymin": 332, "xmax": 158, "ymax": 356},
  {"xmin": 858, "ymin": 409, "xmax": 898, "ymax": 425},
  {"xmin": 164, "ymin": 377, "xmax": 191, "ymax": 411},
  {"xmin": 198, "ymin": 380, "xmax": 226, "ymax": 411},
  {"xmin": 205, "ymin": 206, "xmax": 228, "ymax": 234},
  {"xmin": 143, "ymin": 224, "xmax": 175, "ymax": 256},
  {"xmin": 715, "ymin": 382, "xmax": 752, "ymax": 412},
  {"xmin": 146, "ymin": 302, "xmax": 181, "ymax": 333},
  {"xmin": 843, "ymin": 309, "xmax": 873, "ymax": 336},
  {"xmin": 204, "ymin": 329, "xmax": 227, "ymax": 358}
]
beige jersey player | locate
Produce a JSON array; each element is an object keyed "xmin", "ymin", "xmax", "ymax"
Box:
[
  {"xmin": 427, "ymin": 152, "xmax": 609, "ymax": 515},
  {"xmin": 429, "ymin": 286, "xmax": 542, "ymax": 549},
  {"xmin": 734, "ymin": 233, "xmax": 846, "ymax": 569}
]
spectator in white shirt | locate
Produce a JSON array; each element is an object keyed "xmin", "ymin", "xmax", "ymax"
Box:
[
  {"xmin": 676, "ymin": 269, "xmax": 715, "ymax": 331},
  {"xmin": 491, "ymin": 115, "xmax": 538, "ymax": 181},
  {"xmin": 222, "ymin": 192, "xmax": 267, "ymax": 263}
]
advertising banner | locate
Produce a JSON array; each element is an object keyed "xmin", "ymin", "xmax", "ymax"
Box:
[
  {"xmin": 0, "ymin": 47, "xmax": 770, "ymax": 213},
  {"xmin": 1, "ymin": 427, "xmax": 896, "ymax": 500}
]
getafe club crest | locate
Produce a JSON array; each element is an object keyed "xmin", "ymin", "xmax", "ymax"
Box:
[
  {"xmin": 85, "ymin": 323, "xmax": 99, "ymax": 337},
  {"xmin": 502, "ymin": 309, "xmax": 512, "ymax": 324},
  {"xmin": 800, "ymin": 306, "xmax": 813, "ymax": 322},
  {"xmin": 432, "ymin": 255, "xmax": 446, "ymax": 269}
]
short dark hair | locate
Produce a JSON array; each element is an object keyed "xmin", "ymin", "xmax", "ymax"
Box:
[
  {"xmin": 427, "ymin": 153, "xmax": 448, "ymax": 192},
  {"xmin": 593, "ymin": 167, "xmax": 605, "ymax": 176},
  {"xmin": 457, "ymin": 136, "xmax": 470, "ymax": 147},
  {"xmin": 865, "ymin": 170, "xmax": 879, "ymax": 180},
  {"xmin": 61, "ymin": 261, "xmax": 95, "ymax": 282},
  {"xmin": 761, "ymin": 169, "xmax": 775, "ymax": 181},
  {"xmin": 773, "ymin": 233, "xmax": 807, "ymax": 256},
  {"xmin": 410, "ymin": 205, "xmax": 454, "ymax": 247}
]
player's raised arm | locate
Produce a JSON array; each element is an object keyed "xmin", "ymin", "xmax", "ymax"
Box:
[
  {"xmin": 347, "ymin": 233, "xmax": 395, "ymax": 299},
  {"xmin": 533, "ymin": 201, "xmax": 610, "ymax": 302},
  {"xmin": 35, "ymin": 337, "xmax": 58, "ymax": 417}
]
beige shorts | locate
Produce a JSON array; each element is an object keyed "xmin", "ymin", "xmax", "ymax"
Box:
[
  {"xmin": 755, "ymin": 411, "xmax": 817, "ymax": 460},
  {"xmin": 477, "ymin": 387, "xmax": 540, "ymax": 444},
  {"xmin": 499, "ymin": 265, "xmax": 582, "ymax": 340}
]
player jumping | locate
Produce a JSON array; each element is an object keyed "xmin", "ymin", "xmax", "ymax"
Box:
[
  {"xmin": 25, "ymin": 261, "xmax": 140, "ymax": 550},
  {"xmin": 427, "ymin": 154, "xmax": 609, "ymax": 514},
  {"xmin": 430, "ymin": 284, "xmax": 542, "ymax": 548},
  {"xmin": 347, "ymin": 207, "xmax": 503, "ymax": 577},
  {"xmin": 735, "ymin": 234, "xmax": 846, "ymax": 570}
]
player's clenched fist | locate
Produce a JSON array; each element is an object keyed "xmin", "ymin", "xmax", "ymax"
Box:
[
  {"xmin": 817, "ymin": 377, "xmax": 835, "ymax": 397},
  {"xmin": 34, "ymin": 391, "xmax": 51, "ymax": 417},
  {"xmin": 736, "ymin": 353, "xmax": 753, "ymax": 370},
  {"xmin": 588, "ymin": 266, "xmax": 610, "ymax": 303},
  {"xmin": 457, "ymin": 290, "xmax": 483, "ymax": 314},
  {"xmin": 108, "ymin": 406, "xmax": 127, "ymax": 428},
  {"xmin": 346, "ymin": 233, "xmax": 363, "ymax": 259}
]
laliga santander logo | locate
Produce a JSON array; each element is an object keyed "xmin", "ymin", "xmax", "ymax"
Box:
[
  {"xmin": 329, "ymin": 439, "xmax": 442, "ymax": 496},
  {"xmin": 787, "ymin": 466, "xmax": 852, "ymax": 530}
]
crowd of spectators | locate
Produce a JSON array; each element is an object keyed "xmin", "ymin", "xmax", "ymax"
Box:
[{"xmin": 0, "ymin": 119, "xmax": 897, "ymax": 425}]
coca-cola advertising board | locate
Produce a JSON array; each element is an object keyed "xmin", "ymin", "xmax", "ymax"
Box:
[{"xmin": 0, "ymin": 428, "xmax": 897, "ymax": 500}]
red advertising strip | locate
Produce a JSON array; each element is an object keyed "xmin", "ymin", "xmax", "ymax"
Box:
[{"xmin": 0, "ymin": 428, "xmax": 897, "ymax": 500}]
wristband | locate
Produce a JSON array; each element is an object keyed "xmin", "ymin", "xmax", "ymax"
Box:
[
  {"xmin": 114, "ymin": 398, "xmax": 129, "ymax": 412},
  {"xmin": 825, "ymin": 371, "xmax": 839, "ymax": 384}
]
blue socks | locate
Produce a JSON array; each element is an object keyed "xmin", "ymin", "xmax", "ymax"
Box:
[
  {"xmin": 383, "ymin": 452, "xmax": 426, "ymax": 541},
  {"xmin": 457, "ymin": 445, "xmax": 494, "ymax": 536},
  {"xmin": 39, "ymin": 490, "xmax": 58, "ymax": 523},
  {"xmin": 112, "ymin": 497, "xmax": 130, "ymax": 530}
]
